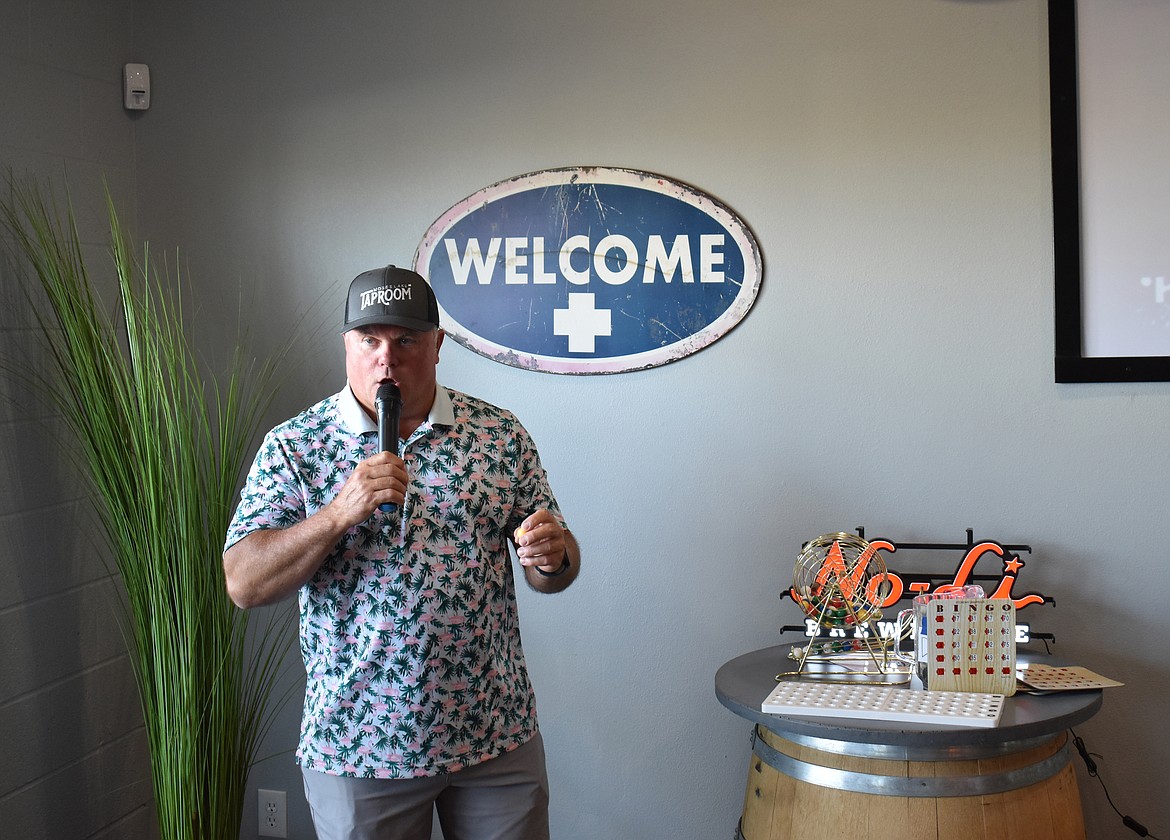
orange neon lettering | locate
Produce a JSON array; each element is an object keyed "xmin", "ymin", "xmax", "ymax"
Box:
[
  {"xmin": 950, "ymin": 542, "xmax": 1045, "ymax": 609},
  {"xmin": 783, "ymin": 536, "xmax": 1050, "ymax": 613}
]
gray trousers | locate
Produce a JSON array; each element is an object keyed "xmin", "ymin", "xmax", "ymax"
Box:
[{"xmin": 302, "ymin": 732, "xmax": 550, "ymax": 840}]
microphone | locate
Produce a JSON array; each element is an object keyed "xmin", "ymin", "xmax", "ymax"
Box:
[{"xmin": 375, "ymin": 383, "xmax": 401, "ymax": 512}]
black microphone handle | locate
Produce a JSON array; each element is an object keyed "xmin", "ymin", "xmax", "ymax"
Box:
[
  {"xmin": 375, "ymin": 384, "xmax": 402, "ymax": 512},
  {"xmin": 377, "ymin": 395, "xmax": 400, "ymax": 454}
]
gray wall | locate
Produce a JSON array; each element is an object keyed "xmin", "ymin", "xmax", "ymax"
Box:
[
  {"xmin": 0, "ymin": 1, "xmax": 156, "ymax": 838},
  {"xmin": 4, "ymin": 1, "xmax": 1169, "ymax": 839}
]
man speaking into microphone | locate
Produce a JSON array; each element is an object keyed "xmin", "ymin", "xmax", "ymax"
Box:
[{"xmin": 223, "ymin": 265, "xmax": 579, "ymax": 840}]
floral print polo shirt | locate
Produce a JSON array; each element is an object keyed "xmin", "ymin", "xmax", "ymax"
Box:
[{"xmin": 225, "ymin": 384, "xmax": 565, "ymax": 778}]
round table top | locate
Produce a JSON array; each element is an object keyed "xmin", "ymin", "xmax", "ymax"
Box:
[{"xmin": 715, "ymin": 643, "xmax": 1103, "ymax": 749}]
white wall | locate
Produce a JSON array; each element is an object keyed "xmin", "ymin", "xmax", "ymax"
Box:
[{"xmin": 126, "ymin": 0, "xmax": 1170, "ymax": 837}]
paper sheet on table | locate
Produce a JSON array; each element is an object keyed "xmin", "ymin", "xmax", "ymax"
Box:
[{"xmin": 1016, "ymin": 664, "xmax": 1124, "ymax": 691}]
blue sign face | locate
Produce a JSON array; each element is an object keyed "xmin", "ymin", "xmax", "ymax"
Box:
[{"xmin": 413, "ymin": 167, "xmax": 763, "ymax": 374}]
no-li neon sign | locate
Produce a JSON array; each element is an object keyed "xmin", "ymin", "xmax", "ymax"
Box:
[{"xmin": 786, "ymin": 538, "xmax": 1050, "ymax": 613}]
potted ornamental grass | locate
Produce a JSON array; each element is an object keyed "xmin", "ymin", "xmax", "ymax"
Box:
[{"xmin": 0, "ymin": 176, "xmax": 294, "ymax": 840}]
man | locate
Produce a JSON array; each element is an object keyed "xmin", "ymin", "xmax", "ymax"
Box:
[{"xmin": 223, "ymin": 265, "xmax": 579, "ymax": 840}]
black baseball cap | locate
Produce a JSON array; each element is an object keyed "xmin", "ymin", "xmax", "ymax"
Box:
[{"xmin": 343, "ymin": 265, "xmax": 440, "ymax": 333}]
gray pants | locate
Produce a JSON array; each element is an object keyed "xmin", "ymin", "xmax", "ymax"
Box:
[{"xmin": 302, "ymin": 732, "xmax": 550, "ymax": 840}]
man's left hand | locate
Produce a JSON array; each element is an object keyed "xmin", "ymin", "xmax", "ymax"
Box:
[{"xmin": 514, "ymin": 510, "xmax": 567, "ymax": 573}]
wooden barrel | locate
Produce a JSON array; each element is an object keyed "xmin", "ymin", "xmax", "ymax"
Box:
[{"xmin": 738, "ymin": 725, "xmax": 1084, "ymax": 840}]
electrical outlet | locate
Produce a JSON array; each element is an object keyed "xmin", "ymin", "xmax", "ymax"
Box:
[{"xmin": 258, "ymin": 789, "xmax": 287, "ymax": 838}]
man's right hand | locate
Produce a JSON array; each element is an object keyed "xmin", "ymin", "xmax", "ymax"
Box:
[
  {"xmin": 223, "ymin": 451, "xmax": 408, "ymax": 609},
  {"xmin": 328, "ymin": 450, "xmax": 409, "ymax": 527}
]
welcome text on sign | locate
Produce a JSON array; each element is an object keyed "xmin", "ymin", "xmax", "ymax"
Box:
[{"xmin": 444, "ymin": 234, "xmax": 728, "ymax": 286}]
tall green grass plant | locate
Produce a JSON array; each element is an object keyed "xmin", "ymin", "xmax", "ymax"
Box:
[{"xmin": 1, "ymin": 177, "xmax": 293, "ymax": 840}]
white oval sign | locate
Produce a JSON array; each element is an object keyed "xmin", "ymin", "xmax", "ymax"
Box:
[{"xmin": 413, "ymin": 167, "xmax": 763, "ymax": 374}]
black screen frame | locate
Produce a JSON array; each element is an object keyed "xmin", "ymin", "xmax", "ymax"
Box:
[{"xmin": 1049, "ymin": 0, "xmax": 1170, "ymax": 382}]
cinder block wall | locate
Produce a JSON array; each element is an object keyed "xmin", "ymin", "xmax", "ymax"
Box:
[{"xmin": 0, "ymin": 2, "xmax": 154, "ymax": 837}]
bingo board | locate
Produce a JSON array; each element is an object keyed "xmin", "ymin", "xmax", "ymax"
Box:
[{"xmin": 920, "ymin": 599, "xmax": 1017, "ymax": 695}]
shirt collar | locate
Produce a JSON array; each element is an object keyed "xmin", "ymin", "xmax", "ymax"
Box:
[{"xmin": 336, "ymin": 383, "xmax": 455, "ymax": 436}]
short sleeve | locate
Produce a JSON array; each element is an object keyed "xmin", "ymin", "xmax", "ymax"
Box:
[
  {"xmin": 224, "ymin": 429, "xmax": 308, "ymax": 551},
  {"xmin": 504, "ymin": 418, "xmax": 564, "ymax": 535}
]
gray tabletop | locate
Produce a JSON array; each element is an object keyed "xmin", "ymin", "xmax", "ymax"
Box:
[{"xmin": 715, "ymin": 644, "xmax": 1103, "ymax": 751}]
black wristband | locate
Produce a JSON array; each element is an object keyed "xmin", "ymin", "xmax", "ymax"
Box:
[{"xmin": 535, "ymin": 551, "xmax": 571, "ymax": 577}]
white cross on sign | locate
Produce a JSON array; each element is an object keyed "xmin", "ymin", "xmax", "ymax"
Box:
[{"xmin": 553, "ymin": 293, "xmax": 612, "ymax": 353}]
